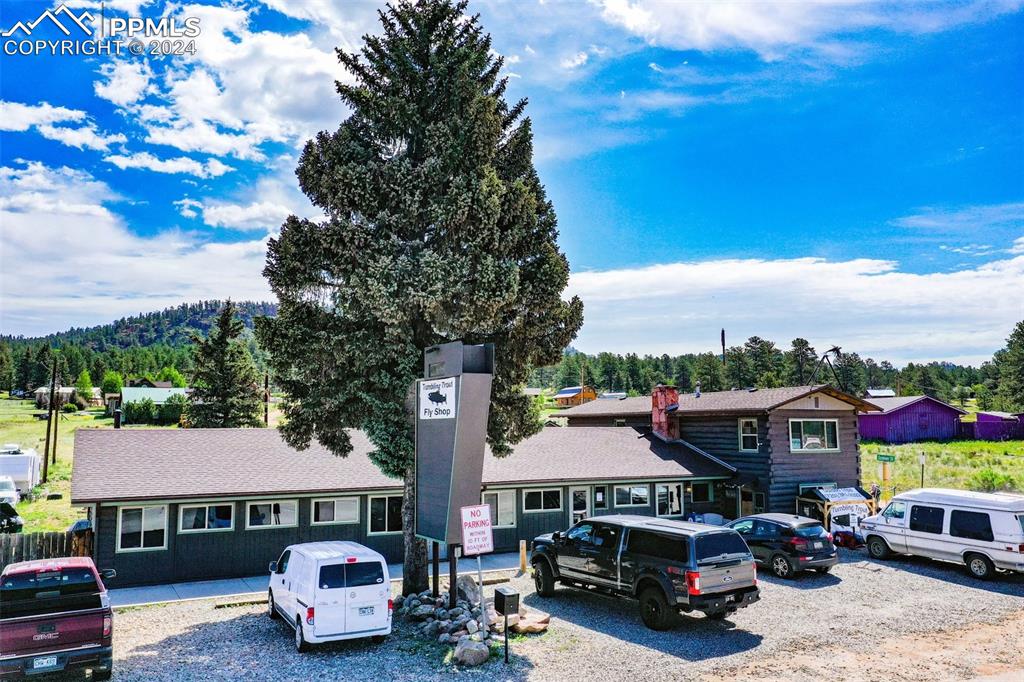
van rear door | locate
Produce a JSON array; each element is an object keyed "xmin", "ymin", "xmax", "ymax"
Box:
[
  {"xmin": 314, "ymin": 563, "xmax": 347, "ymax": 636},
  {"xmin": 0, "ymin": 567, "xmax": 107, "ymax": 657},
  {"xmin": 344, "ymin": 561, "xmax": 389, "ymax": 634}
]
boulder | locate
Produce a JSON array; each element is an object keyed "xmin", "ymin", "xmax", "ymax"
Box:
[
  {"xmin": 438, "ymin": 633, "xmax": 452, "ymax": 645},
  {"xmin": 435, "ymin": 608, "xmax": 449, "ymax": 620},
  {"xmin": 408, "ymin": 599, "xmax": 421, "ymax": 609},
  {"xmin": 456, "ymin": 575, "xmax": 481, "ymax": 604},
  {"xmin": 448, "ymin": 607, "xmax": 464, "ymax": 618},
  {"xmin": 423, "ymin": 621, "xmax": 441, "ymax": 637},
  {"xmin": 511, "ymin": 606, "xmax": 550, "ymax": 635},
  {"xmin": 450, "ymin": 629, "xmax": 468, "ymax": 639},
  {"xmin": 394, "ymin": 595, "xmax": 406, "ymax": 607},
  {"xmin": 410, "ymin": 605, "xmax": 436, "ymax": 620},
  {"xmin": 454, "ymin": 638, "xmax": 491, "ymax": 667},
  {"xmin": 466, "ymin": 619, "xmax": 479, "ymax": 634}
]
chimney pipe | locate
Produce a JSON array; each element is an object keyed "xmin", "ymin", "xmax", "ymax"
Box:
[
  {"xmin": 695, "ymin": 380, "xmax": 701, "ymax": 398},
  {"xmin": 113, "ymin": 409, "xmax": 122, "ymax": 429}
]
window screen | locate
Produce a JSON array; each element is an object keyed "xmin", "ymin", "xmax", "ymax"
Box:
[
  {"xmin": 909, "ymin": 505, "xmax": 944, "ymax": 534},
  {"xmin": 949, "ymin": 510, "xmax": 993, "ymax": 542}
]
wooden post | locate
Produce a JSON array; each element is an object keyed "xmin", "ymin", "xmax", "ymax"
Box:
[
  {"xmin": 519, "ymin": 540, "xmax": 527, "ymax": 573},
  {"xmin": 432, "ymin": 541, "xmax": 440, "ymax": 598},
  {"xmin": 448, "ymin": 544, "xmax": 458, "ymax": 609},
  {"xmin": 41, "ymin": 361, "xmax": 57, "ymax": 484},
  {"xmin": 51, "ymin": 405, "xmax": 60, "ymax": 466}
]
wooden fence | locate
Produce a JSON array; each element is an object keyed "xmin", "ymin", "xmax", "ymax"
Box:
[{"xmin": 0, "ymin": 530, "xmax": 93, "ymax": 572}]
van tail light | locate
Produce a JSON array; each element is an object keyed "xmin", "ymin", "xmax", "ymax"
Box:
[
  {"xmin": 752, "ymin": 564, "xmax": 757, "ymax": 586},
  {"xmin": 685, "ymin": 571, "xmax": 701, "ymax": 595},
  {"xmin": 102, "ymin": 615, "xmax": 112, "ymax": 637},
  {"xmin": 1018, "ymin": 544, "xmax": 1024, "ymax": 554},
  {"xmin": 305, "ymin": 607, "xmax": 315, "ymax": 626},
  {"xmin": 388, "ymin": 598, "xmax": 394, "ymax": 612}
]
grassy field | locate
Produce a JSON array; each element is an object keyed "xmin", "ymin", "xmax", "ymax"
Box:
[{"xmin": 860, "ymin": 440, "xmax": 1024, "ymax": 496}]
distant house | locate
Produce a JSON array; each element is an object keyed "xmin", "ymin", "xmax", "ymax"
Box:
[
  {"xmin": 553, "ymin": 385, "xmax": 597, "ymax": 408},
  {"xmin": 974, "ymin": 412, "xmax": 1024, "ymax": 441},
  {"xmin": 127, "ymin": 378, "xmax": 174, "ymax": 389},
  {"xmin": 599, "ymin": 392, "xmax": 628, "ymax": 400},
  {"xmin": 33, "ymin": 386, "xmax": 77, "ymax": 408},
  {"xmin": 866, "ymin": 388, "xmax": 896, "ymax": 398},
  {"xmin": 522, "ymin": 388, "xmax": 543, "ymax": 398},
  {"xmin": 857, "ymin": 396, "xmax": 965, "ymax": 443},
  {"xmin": 120, "ymin": 387, "xmax": 188, "ymax": 407}
]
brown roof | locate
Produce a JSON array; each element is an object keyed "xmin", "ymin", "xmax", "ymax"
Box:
[
  {"xmin": 863, "ymin": 396, "xmax": 966, "ymax": 415},
  {"xmin": 71, "ymin": 427, "xmax": 733, "ymax": 504},
  {"xmin": 560, "ymin": 385, "xmax": 878, "ymax": 418}
]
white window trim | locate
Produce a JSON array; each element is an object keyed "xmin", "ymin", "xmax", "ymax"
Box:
[
  {"xmin": 690, "ymin": 482, "xmax": 715, "ymax": 504},
  {"xmin": 522, "ymin": 488, "xmax": 563, "ymax": 514},
  {"xmin": 178, "ymin": 503, "xmax": 234, "ymax": 534},
  {"xmin": 738, "ymin": 418, "xmax": 759, "ymax": 452},
  {"xmin": 788, "ymin": 418, "xmax": 841, "ymax": 452},
  {"xmin": 367, "ymin": 494, "xmax": 404, "ymax": 535},
  {"xmin": 245, "ymin": 499, "xmax": 299, "ymax": 530},
  {"xmin": 655, "ymin": 482, "xmax": 684, "ymax": 518},
  {"xmin": 310, "ymin": 496, "xmax": 360, "ymax": 526},
  {"xmin": 614, "ymin": 484, "xmax": 650, "ymax": 508},
  {"xmin": 116, "ymin": 504, "xmax": 168, "ymax": 553},
  {"xmin": 482, "ymin": 490, "xmax": 517, "ymax": 528}
]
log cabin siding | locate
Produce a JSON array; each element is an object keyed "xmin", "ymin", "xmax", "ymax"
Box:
[
  {"xmin": 766, "ymin": 409, "xmax": 861, "ymax": 513},
  {"xmin": 677, "ymin": 415, "xmax": 770, "ymax": 479}
]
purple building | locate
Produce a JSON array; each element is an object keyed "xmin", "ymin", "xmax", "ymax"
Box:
[
  {"xmin": 858, "ymin": 396, "xmax": 966, "ymax": 443},
  {"xmin": 974, "ymin": 411, "xmax": 1024, "ymax": 441}
]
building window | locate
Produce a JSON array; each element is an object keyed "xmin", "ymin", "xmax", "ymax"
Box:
[
  {"xmin": 656, "ymin": 482, "xmax": 683, "ymax": 517},
  {"xmin": 754, "ymin": 492, "xmax": 766, "ymax": 513},
  {"xmin": 312, "ymin": 497, "xmax": 359, "ymax": 525},
  {"xmin": 738, "ymin": 418, "xmax": 758, "ymax": 451},
  {"xmin": 483, "ymin": 490, "xmax": 516, "ymax": 528},
  {"xmin": 593, "ymin": 485, "xmax": 608, "ymax": 510},
  {"xmin": 949, "ymin": 510, "xmax": 993, "ymax": 542},
  {"xmin": 179, "ymin": 503, "xmax": 233, "ymax": 533},
  {"xmin": 909, "ymin": 504, "xmax": 944, "ymax": 535},
  {"xmin": 117, "ymin": 505, "xmax": 167, "ymax": 552},
  {"xmin": 368, "ymin": 495, "xmax": 403, "ymax": 534},
  {"xmin": 246, "ymin": 500, "xmax": 298, "ymax": 529},
  {"xmin": 789, "ymin": 419, "xmax": 839, "ymax": 451},
  {"xmin": 523, "ymin": 488, "xmax": 562, "ymax": 513},
  {"xmin": 690, "ymin": 482, "xmax": 713, "ymax": 503},
  {"xmin": 614, "ymin": 484, "xmax": 649, "ymax": 507},
  {"xmin": 614, "ymin": 419, "xmax": 626, "ymax": 427}
]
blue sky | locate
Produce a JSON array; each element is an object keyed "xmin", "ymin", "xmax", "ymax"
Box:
[{"xmin": 1, "ymin": 0, "xmax": 1022, "ymax": 364}]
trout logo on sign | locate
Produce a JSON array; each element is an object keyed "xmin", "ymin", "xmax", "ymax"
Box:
[{"xmin": 419, "ymin": 378, "xmax": 455, "ymax": 419}]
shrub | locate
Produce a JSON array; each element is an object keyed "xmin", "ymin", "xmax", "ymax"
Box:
[
  {"xmin": 967, "ymin": 468, "xmax": 1017, "ymax": 492},
  {"xmin": 61, "ymin": 402, "xmax": 78, "ymax": 413},
  {"xmin": 122, "ymin": 397, "xmax": 157, "ymax": 424},
  {"xmin": 157, "ymin": 393, "xmax": 187, "ymax": 425}
]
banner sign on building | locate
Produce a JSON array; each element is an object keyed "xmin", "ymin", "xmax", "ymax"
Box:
[{"xmin": 460, "ymin": 504, "xmax": 494, "ymax": 556}]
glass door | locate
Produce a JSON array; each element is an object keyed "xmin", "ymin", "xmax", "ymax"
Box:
[{"xmin": 570, "ymin": 486, "xmax": 590, "ymax": 523}]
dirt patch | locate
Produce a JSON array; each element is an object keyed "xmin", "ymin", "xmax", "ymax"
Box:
[{"xmin": 702, "ymin": 609, "xmax": 1024, "ymax": 682}]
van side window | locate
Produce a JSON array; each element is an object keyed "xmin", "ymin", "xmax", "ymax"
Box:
[
  {"xmin": 909, "ymin": 505, "xmax": 944, "ymax": 535},
  {"xmin": 277, "ymin": 550, "xmax": 290, "ymax": 574},
  {"xmin": 883, "ymin": 501, "xmax": 906, "ymax": 520},
  {"xmin": 949, "ymin": 510, "xmax": 994, "ymax": 542}
]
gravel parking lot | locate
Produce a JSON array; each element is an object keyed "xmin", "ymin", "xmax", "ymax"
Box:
[{"xmin": 95, "ymin": 549, "xmax": 1023, "ymax": 681}]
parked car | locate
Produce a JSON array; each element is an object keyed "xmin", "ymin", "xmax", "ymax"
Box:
[
  {"xmin": 531, "ymin": 515, "xmax": 760, "ymax": 630},
  {"xmin": 859, "ymin": 488, "xmax": 1024, "ymax": 579},
  {"xmin": 268, "ymin": 541, "xmax": 392, "ymax": 652},
  {"xmin": 0, "ymin": 502, "xmax": 23, "ymax": 533},
  {"xmin": 0, "ymin": 476, "xmax": 19, "ymax": 505},
  {"xmin": 728, "ymin": 513, "xmax": 838, "ymax": 578},
  {"xmin": 0, "ymin": 557, "xmax": 115, "ymax": 680}
]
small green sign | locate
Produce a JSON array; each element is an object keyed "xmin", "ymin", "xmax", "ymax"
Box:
[{"xmin": 876, "ymin": 454, "xmax": 896, "ymax": 463}]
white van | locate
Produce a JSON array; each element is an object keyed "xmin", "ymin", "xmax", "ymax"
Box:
[
  {"xmin": 860, "ymin": 488, "xmax": 1024, "ymax": 579},
  {"xmin": 267, "ymin": 541, "xmax": 392, "ymax": 652}
]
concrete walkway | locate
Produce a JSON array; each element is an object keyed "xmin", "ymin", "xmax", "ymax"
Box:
[{"xmin": 109, "ymin": 551, "xmax": 523, "ymax": 608}]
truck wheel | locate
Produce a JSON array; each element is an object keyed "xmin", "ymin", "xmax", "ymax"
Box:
[
  {"xmin": 92, "ymin": 667, "xmax": 113, "ymax": 681},
  {"xmin": 295, "ymin": 617, "xmax": 310, "ymax": 653},
  {"xmin": 965, "ymin": 553, "xmax": 995, "ymax": 580},
  {"xmin": 867, "ymin": 536, "xmax": 891, "ymax": 560},
  {"xmin": 533, "ymin": 560, "xmax": 555, "ymax": 597},
  {"xmin": 639, "ymin": 587, "xmax": 674, "ymax": 631},
  {"xmin": 268, "ymin": 590, "xmax": 280, "ymax": 619},
  {"xmin": 770, "ymin": 554, "xmax": 794, "ymax": 579}
]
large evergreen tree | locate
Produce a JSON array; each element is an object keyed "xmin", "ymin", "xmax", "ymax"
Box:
[
  {"xmin": 256, "ymin": 0, "xmax": 583, "ymax": 593},
  {"xmin": 0, "ymin": 342, "xmax": 13, "ymax": 392},
  {"xmin": 997, "ymin": 320, "xmax": 1024, "ymax": 411},
  {"xmin": 783, "ymin": 338, "xmax": 817, "ymax": 385},
  {"xmin": 186, "ymin": 301, "xmax": 263, "ymax": 428}
]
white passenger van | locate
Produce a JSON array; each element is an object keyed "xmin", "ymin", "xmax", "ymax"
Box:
[
  {"xmin": 267, "ymin": 541, "xmax": 392, "ymax": 652},
  {"xmin": 860, "ymin": 488, "xmax": 1024, "ymax": 579}
]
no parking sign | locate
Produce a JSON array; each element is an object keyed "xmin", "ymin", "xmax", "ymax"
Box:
[{"xmin": 460, "ymin": 504, "xmax": 494, "ymax": 556}]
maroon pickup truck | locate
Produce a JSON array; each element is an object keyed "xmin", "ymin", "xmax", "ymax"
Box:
[{"xmin": 0, "ymin": 557, "xmax": 114, "ymax": 680}]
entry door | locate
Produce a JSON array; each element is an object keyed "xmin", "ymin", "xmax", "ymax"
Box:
[
  {"xmin": 741, "ymin": 489, "xmax": 755, "ymax": 516},
  {"xmin": 570, "ymin": 486, "xmax": 590, "ymax": 523}
]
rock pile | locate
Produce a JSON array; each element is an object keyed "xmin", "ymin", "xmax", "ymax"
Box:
[{"xmin": 393, "ymin": 578, "xmax": 549, "ymax": 667}]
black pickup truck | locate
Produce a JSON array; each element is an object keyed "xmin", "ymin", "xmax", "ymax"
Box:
[{"xmin": 531, "ymin": 515, "xmax": 760, "ymax": 629}]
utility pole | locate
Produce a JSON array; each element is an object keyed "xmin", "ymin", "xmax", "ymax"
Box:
[
  {"xmin": 41, "ymin": 361, "xmax": 57, "ymax": 484},
  {"xmin": 51, "ymin": 400, "xmax": 60, "ymax": 466},
  {"xmin": 264, "ymin": 372, "xmax": 270, "ymax": 426},
  {"xmin": 721, "ymin": 329, "xmax": 726, "ymax": 365}
]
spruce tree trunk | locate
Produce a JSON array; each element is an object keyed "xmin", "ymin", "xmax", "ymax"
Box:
[{"xmin": 401, "ymin": 465, "xmax": 429, "ymax": 595}]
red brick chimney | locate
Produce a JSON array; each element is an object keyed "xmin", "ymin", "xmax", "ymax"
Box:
[{"xmin": 651, "ymin": 384, "xmax": 679, "ymax": 440}]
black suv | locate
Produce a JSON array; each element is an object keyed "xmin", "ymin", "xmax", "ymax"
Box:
[
  {"xmin": 727, "ymin": 513, "xmax": 837, "ymax": 578},
  {"xmin": 531, "ymin": 515, "xmax": 760, "ymax": 630}
]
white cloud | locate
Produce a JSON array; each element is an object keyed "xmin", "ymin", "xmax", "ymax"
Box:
[
  {"xmin": 892, "ymin": 202, "xmax": 1024, "ymax": 232},
  {"xmin": 561, "ymin": 51, "xmax": 589, "ymax": 69},
  {"xmin": 175, "ymin": 199, "xmax": 292, "ymax": 231},
  {"xmin": 104, "ymin": 151, "xmax": 234, "ymax": 178},
  {"xmin": 0, "ymin": 160, "xmax": 270, "ymax": 336},
  {"xmin": 94, "ymin": 60, "xmax": 156, "ymax": 108},
  {"xmin": 1010, "ymin": 236, "xmax": 1024, "ymax": 255},
  {"xmin": 173, "ymin": 198, "xmax": 201, "ymax": 219},
  {"xmin": 567, "ymin": 255, "xmax": 1024, "ymax": 365},
  {"xmin": 0, "ymin": 101, "xmax": 86, "ymax": 131},
  {"xmin": 36, "ymin": 124, "xmax": 127, "ymax": 151}
]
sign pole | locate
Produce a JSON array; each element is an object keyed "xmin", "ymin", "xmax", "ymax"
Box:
[
  {"xmin": 504, "ymin": 612, "xmax": 509, "ymax": 663},
  {"xmin": 919, "ymin": 451, "xmax": 926, "ymax": 489},
  {"xmin": 432, "ymin": 541, "xmax": 440, "ymax": 598},
  {"xmin": 476, "ymin": 554, "xmax": 487, "ymax": 634},
  {"xmin": 448, "ymin": 544, "xmax": 458, "ymax": 609}
]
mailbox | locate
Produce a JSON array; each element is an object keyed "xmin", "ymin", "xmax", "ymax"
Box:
[{"xmin": 493, "ymin": 585, "xmax": 520, "ymax": 616}]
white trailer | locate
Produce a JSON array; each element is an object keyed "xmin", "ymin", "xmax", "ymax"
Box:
[{"xmin": 0, "ymin": 444, "xmax": 42, "ymax": 495}]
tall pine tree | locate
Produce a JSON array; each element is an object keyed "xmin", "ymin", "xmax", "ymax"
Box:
[
  {"xmin": 186, "ymin": 301, "xmax": 263, "ymax": 428},
  {"xmin": 256, "ymin": 0, "xmax": 583, "ymax": 593},
  {"xmin": 997, "ymin": 320, "xmax": 1024, "ymax": 411}
]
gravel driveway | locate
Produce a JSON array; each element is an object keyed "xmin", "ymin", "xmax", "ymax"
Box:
[{"xmin": 98, "ymin": 549, "xmax": 1023, "ymax": 681}]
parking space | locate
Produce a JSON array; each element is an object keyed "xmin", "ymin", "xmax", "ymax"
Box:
[{"xmin": 99, "ymin": 549, "xmax": 1023, "ymax": 681}]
